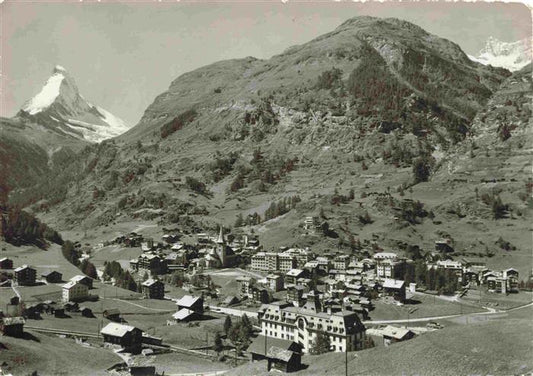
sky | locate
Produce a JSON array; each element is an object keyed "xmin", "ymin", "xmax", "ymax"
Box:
[{"xmin": 1, "ymin": 1, "xmax": 531, "ymax": 126}]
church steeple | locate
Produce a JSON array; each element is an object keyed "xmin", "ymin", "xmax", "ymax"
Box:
[{"xmin": 216, "ymin": 226, "xmax": 225, "ymax": 244}]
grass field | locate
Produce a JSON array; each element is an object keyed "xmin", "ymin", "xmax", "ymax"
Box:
[
  {"xmin": 0, "ymin": 330, "xmax": 121, "ymax": 376},
  {"xmin": 461, "ymin": 287, "xmax": 533, "ymax": 310},
  {"xmin": 370, "ymin": 293, "xmax": 483, "ymax": 321},
  {"xmin": 129, "ymin": 352, "xmax": 232, "ymax": 375}
]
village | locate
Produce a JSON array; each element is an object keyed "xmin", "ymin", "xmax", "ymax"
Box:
[{"xmin": 0, "ymin": 215, "xmax": 529, "ymax": 376}]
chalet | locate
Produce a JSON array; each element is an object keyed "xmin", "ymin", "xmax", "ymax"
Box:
[
  {"xmin": 100, "ymin": 323, "xmax": 143, "ymax": 353},
  {"xmin": 435, "ymin": 239, "xmax": 454, "ymax": 253},
  {"xmin": 381, "ymin": 325, "xmax": 415, "ymax": 346},
  {"xmin": 54, "ymin": 307, "xmax": 66, "ymax": 317},
  {"xmin": 248, "ymin": 335, "xmax": 302, "ymax": 373},
  {"xmin": 70, "ymin": 275, "xmax": 93, "ymax": 289},
  {"xmin": 62, "ymin": 281, "xmax": 88, "ymax": 302},
  {"xmin": 141, "ymin": 279, "xmax": 165, "ymax": 299},
  {"xmin": 0, "ymin": 257, "xmax": 13, "ymax": 269},
  {"xmin": 63, "ymin": 301, "xmax": 79, "ymax": 312},
  {"xmin": 134, "ymin": 253, "xmax": 167, "ymax": 275},
  {"xmin": 463, "ymin": 270, "xmax": 479, "ymax": 286},
  {"xmin": 42, "ymin": 270, "xmax": 63, "ymax": 283},
  {"xmin": 172, "ymin": 308, "xmax": 202, "ymax": 322},
  {"xmin": 222, "ymin": 295, "xmax": 240, "ymax": 306},
  {"xmin": 13, "ymin": 265, "xmax": 36, "ymax": 286},
  {"xmin": 176, "ymin": 295, "xmax": 204, "ymax": 314},
  {"xmin": 103, "ymin": 308, "xmax": 122, "ymax": 321},
  {"xmin": 129, "ymin": 366, "xmax": 156, "ymax": 376},
  {"xmin": 80, "ymin": 307, "xmax": 93, "ymax": 317},
  {"xmin": 0, "ymin": 316, "xmax": 25, "ymax": 337},
  {"xmin": 141, "ymin": 238, "xmax": 154, "ymax": 252},
  {"xmin": 382, "ymin": 279, "xmax": 406, "ymax": 302}
]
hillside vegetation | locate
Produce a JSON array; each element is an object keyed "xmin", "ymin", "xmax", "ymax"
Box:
[{"xmin": 5, "ymin": 17, "xmax": 531, "ymax": 275}]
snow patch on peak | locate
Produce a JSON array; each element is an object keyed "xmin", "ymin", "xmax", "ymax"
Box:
[
  {"xmin": 22, "ymin": 71, "xmax": 65, "ymax": 115},
  {"xmin": 469, "ymin": 37, "xmax": 531, "ymax": 71},
  {"xmin": 96, "ymin": 106, "xmax": 129, "ymax": 134},
  {"xmin": 54, "ymin": 65, "xmax": 67, "ymax": 73}
]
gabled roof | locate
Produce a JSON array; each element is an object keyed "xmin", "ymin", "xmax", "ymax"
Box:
[
  {"xmin": 142, "ymin": 278, "xmax": 162, "ymax": 287},
  {"xmin": 62, "ymin": 281, "xmax": 86, "ymax": 289},
  {"xmin": 383, "ymin": 279, "xmax": 405, "ymax": 289},
  {"xmin": 2, "ymin": 317, "xmax": 25, "ymax": 325},
  {"xmin": 42, "ymin": 270, "xmax": 61, "ymax": 277},
  {"xmin": 100, "ymin": 322, "xmax": 138, "ymax": 337},
  {"xmin": 14, "ymin": 265, "xmax": 34, "ymax": 272},
  {"xmin": 267, "ymin": 346, "xmax": 295, "ymax": 362},
  {"xmin": 286, "ymin": 269, "xmax": 304, "ymax": 277},
  {"xmin": 176, "ymin": 295, "xmax": 202, "ymax": 308},
  {"xmin": 381, "ymin": 325, "xmax": 414, "ymax": 340},
  {"xmin": 71, "ymin": 275, "xmax": 91, "ymax": 282},
  {"xmin": 248, "ymin": 335, "xmax": 300, "ymax": 356},
  {"xmin": 172, "ymin": 308, "xmax": 196, "ymax": 321}
]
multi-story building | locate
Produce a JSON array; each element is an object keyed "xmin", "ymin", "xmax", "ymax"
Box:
[
  {"xmin": 333, "ymin": 255, "xmax": 350, "ymax": 271},
  {"xmin": 131, "ymin": 253, "xmax": 167, "ymax": 275},
  {"xmin": 236, "ymin": 276, "xmax": 256, "ymax": 298},
  {"xmin": 252, "ymin": 252, "xmax": 298, "ymax": 273},
  {"xmin": 266, "ymin": 274, "xmax": 284, "ymax": 292},
  {"xmin": 62, "ymin": 281, "xmax": 89, "ymax": 302},
  {"xmin": 13, "ymin": 265, "xmax": 36, "ymax": 286},
  {"xmin": 303, "ymin": 216, "xmax": 321, "ymax": 234},
  {"xmin": 278, "ymin": 254, "xmax": 296, "ymax": 273},
  {"xmin": 141, "ymin": 279, "xmax": 165, "ymax": 299},
  {"xmin": 258, "ymin": 300, "xmax": 366, "ymax": 353},
  {"xmin": 376, "ymin": 259, "xmax": 405, "ymax": 280},
  {"xmin": 436, "ymin": 260, "xmax": 463, "ymax": 281},
  {"xmin": 285, "ymin": 269, "xmax": 308, "ymax": 286},
  {"xmin": 286, "ymin": 285, "xmax": 305, "ymax": 306}
]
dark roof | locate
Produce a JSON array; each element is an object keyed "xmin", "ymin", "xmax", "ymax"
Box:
[
  {"xmin": 248, "ymin": 335, "xmax": 300, "ymax": 356},
  {"xmin": 267, "ymin": 346, "xmax": 296, "ymax": 362},
  {"xmin": 42, "ymin": 270, "xmax": 62, "ymax": 277}
]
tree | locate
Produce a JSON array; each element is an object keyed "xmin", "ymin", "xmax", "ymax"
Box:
[
  {"xmin": 241, "ymin": 314, "xmax": 253, "ymax": 336},
  {"xmin": 412, "ymin": 157, "xmax": 432, "ymax": 183},
  {"xmin": 224, "ymin": 315, "xmax": 232, "ymax": 336},
  {"xmin": 310, "ymin": 331, "xmax": 331, "ymax": 355},
  {"xmin": 81, "ymin": 260, "xmax": 98, "ymax": 279},
  {"xmin": 234, "ymin": 213, "xmax": 244, "ymax": 228},
  {"xmin": 214, "ymin": 332, "xmax": 224, "ymax": 355}
]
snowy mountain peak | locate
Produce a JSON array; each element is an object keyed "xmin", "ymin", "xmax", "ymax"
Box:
[
  {"xmin": 22, "ymin": 68, "xmax": 66, "ymax": 115},
  {"xmin": 18, "ymin": 66, "xmax": 130, "ymax": 143},
  {"xmin": 54, "ymin": 65, "xmax": 67, "ymax": 73},
  {"xmin": 469, "ymin": 37, "xmax": 531, "ymax": 71}
]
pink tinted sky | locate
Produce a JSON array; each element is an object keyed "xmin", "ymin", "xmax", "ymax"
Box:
[{"xmin": 1, "ymin": 1, "xmax": 531, "ymax": 125}]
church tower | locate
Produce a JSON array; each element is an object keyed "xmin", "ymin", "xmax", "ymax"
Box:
[{"xmin": 216, "ymin": 226, "xmax": 226, "ymax": 267}]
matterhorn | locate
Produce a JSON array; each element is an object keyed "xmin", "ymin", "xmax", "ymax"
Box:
[{"xmin": 17, "ymin": 65, "xmax": 129, "ymax": 143}]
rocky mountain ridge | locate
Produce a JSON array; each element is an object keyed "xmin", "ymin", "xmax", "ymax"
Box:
[{"xmin": 17, "ymin": 65, "xmax": 130, "ymax": 143}]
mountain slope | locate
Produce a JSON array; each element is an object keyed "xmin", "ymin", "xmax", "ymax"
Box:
[
  {"xmin": 18, "ymin": 17, "xmax": 530, "ymax": 276},
  {"xmin": 0, "ymin": 116, "xmax": 87, "ymax": 195},
  {"xmin": 469, "ymin": 37, "xmax": 531, "ymax": 72},
  {"xmin": 17, "ymin": 65, "xmax": 130, "ymax": 143}
]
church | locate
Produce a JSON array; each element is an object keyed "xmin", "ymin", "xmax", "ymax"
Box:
[{"xmin": 205, "ymin": 227, "xmax": 238, "ymax": 269}]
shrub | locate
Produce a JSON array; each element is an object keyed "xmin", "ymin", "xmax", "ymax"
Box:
[{"xmin": 161, "ymin": 109, "xmax": 197, "ymax": 138}]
